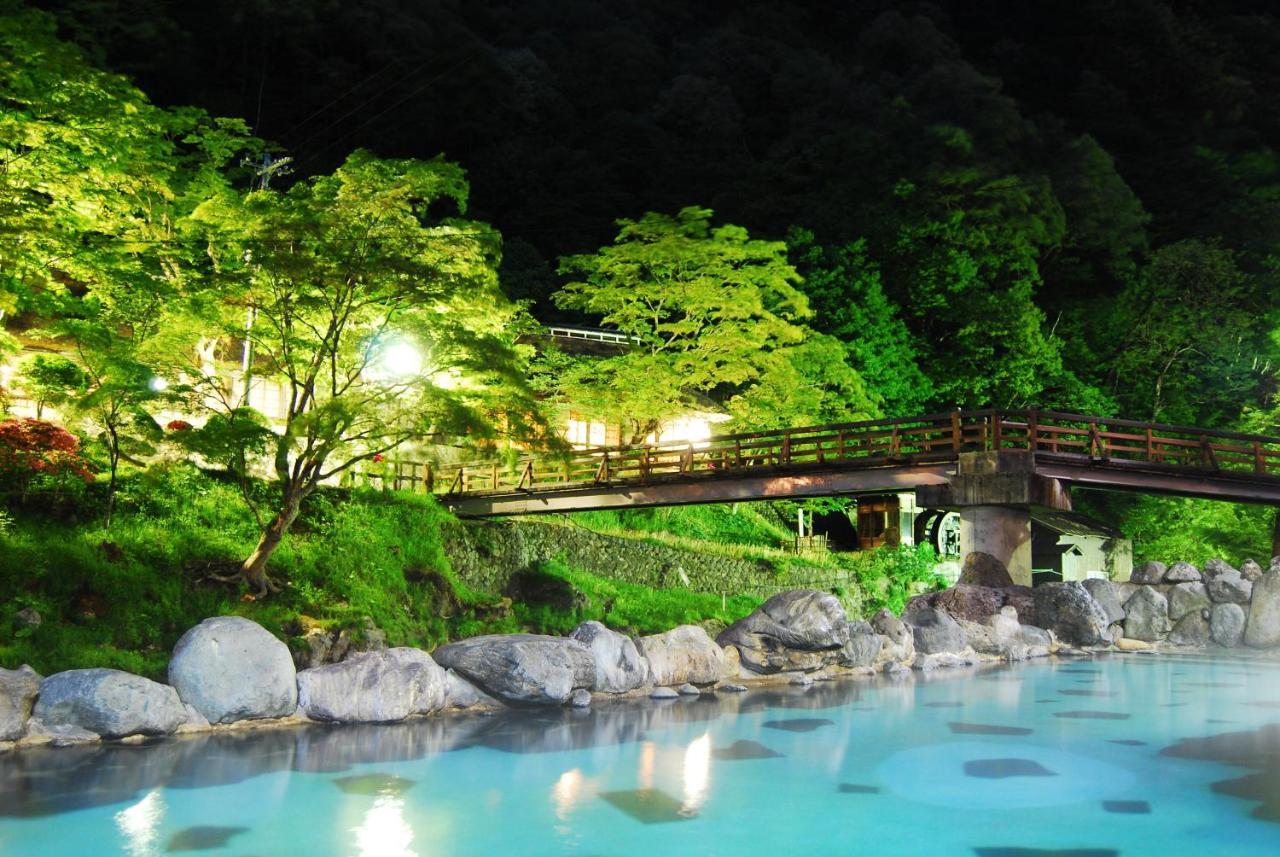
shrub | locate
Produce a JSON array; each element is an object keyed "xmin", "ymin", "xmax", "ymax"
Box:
[{"xmin": 0, "ymin": 418, "xmax": 94, "ymax": 503}]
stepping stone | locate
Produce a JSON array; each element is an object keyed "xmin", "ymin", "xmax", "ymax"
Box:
[
  {"xmin": 718, "ymin": 684, "xmax": 747, "ymax": 693},
  {"xmin": 837, "ymin": 783, "xmax": 880, "ymax": 794},
  {"xmin": 762, "ymin": 718, "xmax": 834, "ymax": 733},
  {"xmin": 1102, "ymin": 800, "xmax": 1151, "ymax": 814},
  {"xmin": 1054, "ymin": 711, "xmax": 1130, "ymax": 720},
  {"xmin": 1108, "ymin": 739, "xmax": 1147, "ymax": 747},
  {"xmin": 166, "ymin": 826, "xmax": 249, "ymax": 852},
  {"xmin": 650, "ymin": 687, "xmax": 679, "ymax": 700},
  {"xmin": 677, "ymin": 683, "xmax": 701, "ymax": 696},
  {"xmin": 712, "ymin": 740, "xmax": 783, "ymax": 760},
  {"xmin": 948, "ymin": 722, "xmax": 1033, "ymax": 736},
  {"xmin": 964, "ymin": 758, "xmax": 1057, "ymax": 779},
  {"xmin": 599, "ymin": 789, "xmax": 695, "ymax": 823},
  {"xmin": 332, "ymin": 774, "xmax": 416, "ymax": 796}
]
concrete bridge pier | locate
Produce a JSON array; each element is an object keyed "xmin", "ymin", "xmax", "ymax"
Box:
[{"xmin": 959, "ymin": 505, "xmax": 1033, "ymax": 586}]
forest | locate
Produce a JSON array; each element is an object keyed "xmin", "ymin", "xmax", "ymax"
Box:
[{"xmin": 2, "ymin": 1, "xmax": 1280, "ymax": 675}]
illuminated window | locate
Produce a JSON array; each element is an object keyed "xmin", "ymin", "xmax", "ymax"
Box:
[{"xmin": 565, "ymin": 413, "xmax": 606, "ymax": 448}]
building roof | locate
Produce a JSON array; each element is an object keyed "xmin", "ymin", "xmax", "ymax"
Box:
[{"xmin": 1030, "ymin": 508, "xmax": 1123, "ymax": 539}]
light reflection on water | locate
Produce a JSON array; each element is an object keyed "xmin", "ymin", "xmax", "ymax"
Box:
[{"xmin": 114, "ymin": 789, "xmax": 163, "ymax": 857}]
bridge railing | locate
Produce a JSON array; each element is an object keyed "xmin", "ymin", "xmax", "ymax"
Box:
[{"xmin": 355, "ymin": 410, "xmax": 1280, "ymax": 497}]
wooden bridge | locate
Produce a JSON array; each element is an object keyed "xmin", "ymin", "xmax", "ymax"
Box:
[{"xmin": 369, "ymin": 409, "xmax": 1280, "ymax": 516}]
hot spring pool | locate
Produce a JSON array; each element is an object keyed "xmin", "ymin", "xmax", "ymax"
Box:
[{"xmin": 2, "ymin": 654, "xmax": 1279, "ymax": 856}]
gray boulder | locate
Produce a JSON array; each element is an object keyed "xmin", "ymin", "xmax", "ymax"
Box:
[
  {"xmin": 1081, "ymin": 579, "xmax": 1125, "ymax": 625},
  {"xmin": 570, "ymin": 621, "xmax": 649, "ymax": 692},
  {"xmin": 169, "ymin": 616, "xmax": 298, "ymax": 724},
  {"xmin": 1168, "ymin": 582, "xmax": 1211, "ymax": 621},
  {"xmin": 0, "ymin": 665, "xmax": 41, "ymax": 741},
  {"xmin": 1164, "ymin": 561, "xmax": 1202, "ymax": 583},
  {"xmin": 1034, "ymin": 582, "xmax": 1111, "ymax": 646},
  {"xmin": 716, "ymin": 589, "xmax": 849, "ymax": 674},
  {"xmin": 649, "ymin": 687, "xmax": 679, "ymax": 699},
  {"xmin": 1123, "ymin": 586, "xmax": 1171, "ymax": 642},
  {"xmin": 297, "ymin": 648, "xmax": 448, "ymax": 723},
  {"xmin": 1130, "ymin": 561, "xmax": 1167, "ymax": 584},
  {"xmin": 637, "ymin": 625, "xmax": 724, "ymax": 686},
  {"xmin": 1203, "ymin": 558, "xmax": 1239, "ymax": 581},
  {"xmin": 842, "ymin": 628, "xmax": 884, "ymax": 667},
  {"xmin": 1240, "ymin": 559, "xmax": 1265, "ymax": 582},
  {"xmin": 1244, "ymin": 569, "xmax": 1280, "ymax": 649},
  {"xmin": 33, "ymin": 669, "xmax": 185, "ymax": 738},
  {"xmin": 569, "ymin": 688, "xmax": 592, "ymax": 708},
  {"xmin": 444, "ymin": 669, "xmax": 501, "ymax": 709},
  {"xmin": 904, "ymin": 606, "xmax": 968, "ymax": 655},
  {"xmin": 871, "ymin": 608, "xmax": 915, "ymax": 663},
  {"xmin": 958, "ymin": 552, "xmax": 1015, "ymax": 587},
  {"xmin": 910, "ymin": 584, "xmax": 1007, "ymax": 623},
  {"xmin": 1211, "ymin": 602, "xmax": 1247, "ymax": 647},
  {"xmin": 1168, "ymin": 612, "xmax": 1211, "ymax": 647},
  {"xmin": 1017, "ymin": 623, "xmax": 1052, "ymax": 649},
  {"xmin": 1207, "ymin": 571, "xmax": 1253, "ymax": 604},
  {"xmin": 432, "ymin": 634, "xmax": 594, "ymax": 706}
]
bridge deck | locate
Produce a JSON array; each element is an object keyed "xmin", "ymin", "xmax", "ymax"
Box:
[{"xmin": 362, "ymin": 410, "xmax": 1280, "ymax": 516}]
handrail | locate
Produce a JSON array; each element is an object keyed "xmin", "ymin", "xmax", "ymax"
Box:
[{"xmin": 354, "ymin": 410, "xmax": 1280, "ymax": 499}]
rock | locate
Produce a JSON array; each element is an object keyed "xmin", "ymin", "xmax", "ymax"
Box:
[
  {"xmin": 1210, "ymin": 602, "xmax": 1248, "ymax": 647},
  {"xmin": 720, "ymin": 643, "xmax": 742, "ymax": 679},
  {"xmin": 569, "ymin": 688, "xmax": 592, "ymax": 708},
  {"xmin": 649, "ymin": 687, "xmax": 679, "ymax": 699},
  {"xmin": 444, "ymin": 669, "xmax": 500, "ymax": 709},
  {"xmin": 1115, "ymin": 638, "xmax": 1151, "ymax": 651},
  {"xmin": 871, "ymin": 609, "xmax": 915, "ymax": 663},
  {"xmin": 903, "ymin": 606, "xmax": 968, "ymax": 655},
  {"xmin": 169, "ymin": 616, "xmax": 298, "ymax": 724},
  {"xmin": 14, "ymin": 607, "xmax": 41, "ymax": 630},
  {"xmin": 1245, "ymin": 569, "xmax": 1280, "ymax": 648},
  {"xmin": 1081, "ymin": 579, "xmax": 1125, "ymax": 625},
  {"xmin": 958, "ymin": 551, "xmax": 1016, "ymax": 587},
  {"xmin": 1207, "ymin": 571, "xmax": 1253, "ymax": 604},
  {"xmin": 297, "ymin": 648, "xmax": 448, "ymax": 723},
  {"xmin": 569, "ymin": 621, "xmax": 649, "ymax": 692},
  {"xmin": 914, "ymin": 651, "xmax": 977, "ymax": 671},
  {"xmin": 1203, "ymin": 558, "xmax": 1239, "ymax": 581},
  {"xmin": 1164, "ymin": 561, "xmax": 1202, "ymax": 583},
  {"xmin": 1034, "ymin": 582, "xmax": 1111, "ymax": 646},
  {"xmin": 790, "ymin": 674, "xmax": 814, "ymax": 686},
  {"xmin": 176, "ymin": 703, "xmax": 210, "ymax": 734},
  {"xmin": 988, "ymin": 606, "xmax": 1021, "ymax": 641},
  {"xmin": 1123, "ymin": 586, "xmax": 1171, "ymax": 642},
  {"xmin": 716, "ymin": 589, "xmax": 849, "ymax": 675},
  {"xmin": 22, "ymin": 717, "xmax": 100, "ymax": 746},
  {"xmin": 637, "ymin": 625, "xmax": 724, "ymax": 686},
  {"xmin": 842, "ymin": 626, "xmax": 884, "ymax": 667},
  {"xmin": 0, "ymin": 665, "xmax": 41, "ymax": 741},
  {"xmin": 1130, "ymin": 560, "xmax": 1167, "ymax": 584},
  {"xmin": 32, "ymin": 669, "xmax": 186, "ymax": 738},
  {"xmin": 1240, "ymin": 559, "xmax": 1265, "ymax": 582},
  {"xmin": 1017, "ymin": 623, "xmax": 1052, "ymax": 648},
  {"xmin": 923, "ymin": 584, "xmax": 1008, "ymax": 623},
  {"xmin": 677, "ymin": 683, "xmax": 701, "ymax": 696},
  {"xmin": 1168, "ymin": 582, "xmax": 1211, "ymax": 621},
  {"xmin": 1168, "ymin": 612, "xmax": 1211, "ymax": 646},
  {"xmin": 719, "ymin": 683, "xmax": 748, "ymax": 692},
  {"xmin": 432, "ymin": 634, "xmax": 594, "ymax": 706}
]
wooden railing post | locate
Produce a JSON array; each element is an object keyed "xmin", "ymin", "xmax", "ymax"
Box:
[
  {"xmin": 1028, "ymin": 410, "xmax": 1039, "ymax": 452},
  {"xmin": 597, "ymin": 450, "xmax": 610, "ymax": 483},
  {"xmin": 837, "ymin": 431, "xmax": 846, "ymax": 460},
  {"xmin": 735, "ymin": 438, "xmax": 743, "ymax": 468},
  {"xmin": 993, "ymin": 413, "xmax": 1003, "ymax": 450},
  {"xmin": 890, "ymin": 427, "xmax": 901, "ymax": 458},
  {"xmin": 781, "ymin": 431, "xmax": 791, "ymax": 465},
  {"xmin": 683, "ymin": 442, "xmax": 693, "ymax": 473},
  {"xmin": 1088, "ymin": 421, "xmax": 1101, "ymax": 459},
  {"xmin": 1200, "ymin": 435, "xmax": 1219, "ymax": 470},
  {"xmin": 1146, "ymin": 428, "xmax": 1155, "ymax": 463},
  {"xmin": 424, "ymin": 462, "xmax": 434, "ymax": 494},
  {"xmin": 1255, "ymin": 441, "xmax": 1266, "ymax": 474},
  {"xmin": 950, "ymin": 411, "xmax": 962, "ymax": 451}
]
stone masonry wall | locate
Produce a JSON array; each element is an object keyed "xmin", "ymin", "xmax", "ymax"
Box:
[{"xmin": 442, "ymin": 519, "xmax": 852, "ymax": 605}]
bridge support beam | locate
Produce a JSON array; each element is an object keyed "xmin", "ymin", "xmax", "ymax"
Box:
[{"xmin": 960, "ymin": 505, "xmax": 1033, "ymax": 586}]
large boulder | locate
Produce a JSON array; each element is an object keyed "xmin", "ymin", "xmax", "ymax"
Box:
[
  {"xmin": 0, "ymin": 665, "xmax": 41, "ymax": 741},
  {"xmin": 1081, "ymin": 579, "xmax": 1125, "ymax": 625},
  {"xmin": 1168, "ymin": 612, "xmax": 1211, "ymax": 647},
  {"xmin": 32, "ymin": 669, "xmax": 185, "ymax": 738},
  {"xmin": 842, "ymin": 622, "xmax": 884, "ymax": 667},
  {"xmin": 1164, "ymin": 561, "xmax": 1202, "ymax": 583},
  {"xmin": 1211, "ymin": 602, "xmax": 1247, "ymax": 647},
  {"xmin": 1123, "ymin": 586, "xmax": 1171, "ymax": 642},
  {"xmin": 958, "ymin": 552, "xmax": 1015, "ymax": 588},
  {"xmin": 297, "ymin": 648, "xmax": 448, "ymax": 723},
  {"xmin": 717, "ymin": 589, "xmax": 849, "ymax": 674},
  {"xmin": 871, "ymin": 609, "xmax": 915, "ymax": 664},
  {"xmin": 432, "ymin": 634, "xmax": 594, "ymax": 705},
  {"xmin": 1244, "ymin": 569, "xmax": 1280, "ymax": 649},
  {"xmin": 570, "ymin": 621, "xmax": 649, "ymax": 692},
  {"xmin": 1168, "ymin": 582, "xmax": 1211, "ymax": 621},
  {"xmin": 169, "ymin": 616, "xmax": 298, "ymax": 724},
  {"xmin": 1207, "ymin": 570, "xmax": 1253, "ymax": 604},
  {"xmin": 914, "ymin": 584, "xmax": 1007, "ymax": 623},
  {"xmin": 1130, "ymin": 560, "xmax": 1167, "ymax": 584},
  {"xmin": 1002, "ymin": 585, "xmax": 1037, "ymax": 625},
  {"xmin": 1034, "ymin": 582, "xmax": 1110, "ymax": 646},
  {"xmin": 636, "ymin": 625, "xmax": 724, "ymax": 686},
  {"xmin": 1240, "ymin": 559, "xmax": 1265, "ymax": 583},
  {"xmin": 903, "ymin": 606, "xmax": 968, "ymax": 655},
  {"xmin": 1203, "ymin": 558, "xmax": 1239, "ymax": 581}
]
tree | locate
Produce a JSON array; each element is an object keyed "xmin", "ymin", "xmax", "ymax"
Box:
[
  {"xmin": 22, "ymin": 355, "xmax": 87, "ymax": 419},
  {"xmin": 179, "ymin": 150, "xmax": 539, "ymax": 594},
  {"xmin": 551, "ymin": 207, "xmax": 851, "ymax": 441}
]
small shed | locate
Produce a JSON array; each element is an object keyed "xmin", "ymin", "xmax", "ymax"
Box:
[{"xmin": 1030, "ymin": 509, "xmax": 1133, "ymax": 584}]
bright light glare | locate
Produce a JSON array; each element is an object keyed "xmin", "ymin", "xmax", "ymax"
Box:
[
  {"xmin": 681, "ymin": 732, "xmax": 712, "ymax": 816},
  {"xmin": 115, "ymin": 789, "xmax": 164, "ymax": 856},
  {"xmin": 369, "ymin": 339, "xmax": 424, "ymax": 381},
  {"xmin": 354, "ymin": 795, "xmax": 418, "ymax": 857},
  {"xmin": 148, "ymin": 377, "xmax": 169, "ymax": 392}
]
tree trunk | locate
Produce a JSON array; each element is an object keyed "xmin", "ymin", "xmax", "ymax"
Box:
[
  {"xmin": 241, "ymin": 489, "xmax": 304, "ymax": 596},
  {"xmin": 103, "ymin": 428, "xmax": 119, "ymax": 529}
]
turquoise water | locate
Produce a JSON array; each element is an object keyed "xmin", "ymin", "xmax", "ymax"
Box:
[{"xmin": 2, "ymin": 654, "xmax": 1280, "ymax": 856}]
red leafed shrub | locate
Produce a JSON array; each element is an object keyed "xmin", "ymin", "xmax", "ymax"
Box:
[
  {"xmin": 166, "ymin": 419, "xmax": 193, "ymax": 432},
  {"xmin": 0, "ymin": 419, "xmax": 95, "ymax": 494}
]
